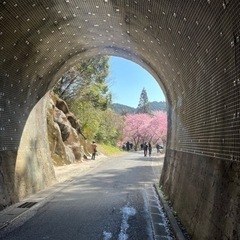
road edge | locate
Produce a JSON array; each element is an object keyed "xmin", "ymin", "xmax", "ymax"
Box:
[{"xmin": 153, "ymin": 183, "xmax": 186, "ymax": 240}]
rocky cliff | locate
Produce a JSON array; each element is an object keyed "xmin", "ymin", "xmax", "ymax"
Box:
[
  {"xmin": 47, "ymin": 92, "xmax": 91, "ymax": 166},
  {"xmin": 0, "ymin": 92, "xmax": 94, "ymax": 209}
]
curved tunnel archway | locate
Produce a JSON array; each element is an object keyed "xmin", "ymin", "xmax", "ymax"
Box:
[{"xmin": 0, "ymin": 1, "xmax": 240, "ymax": 239}]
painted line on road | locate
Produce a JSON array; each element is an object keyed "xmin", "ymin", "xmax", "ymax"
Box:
[
  {"xmin": 103, "ymin": 231, "xmax": 112, "ymax": 240},
  {"xmin": 144, "ymin": 185, "xmax": 173, "ymax": 240},
  {"xmin": 118, "ymin": 204, "xmax": 137, "ymax": 240}
]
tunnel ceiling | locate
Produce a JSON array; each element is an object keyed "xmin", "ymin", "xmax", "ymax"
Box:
[
  {"xmin": 1, "ymin": 0, "xmax": 235, "ymax": 100},
  {"xmin": 1, "ymin": 0, "xmax": 240, "ymax": 161}
]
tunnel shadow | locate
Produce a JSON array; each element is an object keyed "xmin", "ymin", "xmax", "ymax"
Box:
[
  {"xmin": 51, "ymin": 154, "xmax": 164, "ymax": 203},
  {"xmin": 2, "ymin": 155, "xmax": 164, "ymax": 240}
]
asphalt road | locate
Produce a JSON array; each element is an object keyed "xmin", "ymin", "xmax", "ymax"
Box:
[{"xmin": 0, "ymin": 152, "xmax": 166, "ymax": 240}]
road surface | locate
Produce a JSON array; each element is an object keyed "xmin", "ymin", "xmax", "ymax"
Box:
[{"xmin": 0, "ymin": 152, "xmax": 173, "ymax": 240}]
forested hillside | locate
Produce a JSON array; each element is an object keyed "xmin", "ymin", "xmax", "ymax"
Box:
[
  {"xmin": 111, "ymin": 101, "xmax": 166, "ymax": 114},
  {"xmin": 150, "ymin": 101, "xmax": 166, "ymax": 111},
  {"xmin": 110, "ymin": 104, "xmax": 135, "ymax": 114}
]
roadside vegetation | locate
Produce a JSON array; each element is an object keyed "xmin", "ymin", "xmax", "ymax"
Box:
[{"xmin": 97, "ymin": 144, "xmax": 124, "ymax": 156}]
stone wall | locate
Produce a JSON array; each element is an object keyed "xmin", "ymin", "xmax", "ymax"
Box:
[
  {"xmin": 0, "ymin": 151, "xmax": 18, "ymax": 210},
  {"xmin": 0, "ymin": 94, "xmax": 56, "ymax": 209},
  {"xmin": 160, "ymin": 149, "xmax": 240, "ymax": 239},
  {"xmin": 15, "ymin": 93, "xmax": 57, "ymax": 201}
]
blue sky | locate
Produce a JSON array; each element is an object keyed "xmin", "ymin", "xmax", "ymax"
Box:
[{"xmin": 108, "ymin": 56, "xmax": 165, "ymax": 108}]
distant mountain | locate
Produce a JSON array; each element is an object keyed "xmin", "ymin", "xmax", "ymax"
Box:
[
  {"xmin": 149, "ymin": 101, "xmax": 166, "ymax": 111},
  {"xmin": 110, "ymin": 101, "xmax": 166, "ymax": 114},
  {"xmin": 110, "ymin": 103, "xmax": 135, "ymax": 114}
]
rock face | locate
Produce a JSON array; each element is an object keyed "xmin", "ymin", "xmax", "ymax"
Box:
[
  {"xmin": 0, "ymin": 91, "xmax": 93, "ymax": 210},
  {"xmin": 47, "ymin": 92, "xmax": 90, "ymax": 166},
  {"xmin": 14, "ymin": 93, "xmax": 56, "ymax": 205}
]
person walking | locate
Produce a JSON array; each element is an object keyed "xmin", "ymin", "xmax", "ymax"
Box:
[
  {"xmin": 148, "ymin": 142, "xmax": 152, "ymax": 157},
  {"xmin": 143, "ymin": 142, "xmax": 148, "ymax": 157},
  {"xmin": 156, "ymin": 143, "xmax": 160, "ymax": 153},
  {"xmin": 91, "ymin": 141, "xmax": 97, "ymax": 160}
]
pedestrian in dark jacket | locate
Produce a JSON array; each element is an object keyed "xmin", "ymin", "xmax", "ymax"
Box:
[
  {"xmin": 148, "ymin": 142, "xmax": 152, "ymax": 157},
  {"xmin": 143, "ymin": 142, "xmax": 148, "ymax": 157}
]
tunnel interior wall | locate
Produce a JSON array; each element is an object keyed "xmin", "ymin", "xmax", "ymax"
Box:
[
  {"xmin": 14, "ymin": 92, "xmax": 56, "ymax": 201},
  {"xmin": 160, "ymin": 149, "xmax": 240, "ymax": 240},
  {"xmin": 0, "ymin": 93, "xmax": 56, "ymax": 209},
  {"xmin": 0, "ymin": 151, "xmax": 18, "ymax": 210},
  {"xmin": 159, "ymin": 1, "xmax": 240, "ymax": 237}
]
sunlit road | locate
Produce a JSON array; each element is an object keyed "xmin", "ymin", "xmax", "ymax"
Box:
[{"xmin": 0, "ymin": 152, "xmax": 166, "ymax": 240}]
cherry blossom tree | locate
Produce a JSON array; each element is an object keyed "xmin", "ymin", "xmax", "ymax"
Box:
[
  {"xmin": 123, "ymin": 113, "xmax": 151, "ymax": 150},
  {"xmin": 123, "ymin": 111, "xmax": 167, "ymax": 150},
  {"xmin": 148, "ymin": 111, "xmax": 167, "ymax": 145}
]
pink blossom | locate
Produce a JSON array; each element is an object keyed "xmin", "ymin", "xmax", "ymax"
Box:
[{"xmin": 123, "ymin": 111, "xmax": 167, "ymax": 149}]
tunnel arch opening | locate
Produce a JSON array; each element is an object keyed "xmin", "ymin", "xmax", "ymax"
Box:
[
  {"xmin": 1, "ymin": 1, "xmax": 240, "ymax": 239},
  {"xmin": 13, "ymin": 53, "xmax": 168, "ymax": 203}
]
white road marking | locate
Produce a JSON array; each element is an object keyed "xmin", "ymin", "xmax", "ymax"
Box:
[
  {"xmin": 118, "ymin": 205, "xmax": 137, "ymax": 240},
  {"xmin": 103, "ymin": 231, "xmax": 112, "ymax": 240}
]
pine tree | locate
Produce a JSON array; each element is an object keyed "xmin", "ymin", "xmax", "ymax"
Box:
[{"xmin": 136, "ymin": 88, "xmax": 151, "ymax": 114}]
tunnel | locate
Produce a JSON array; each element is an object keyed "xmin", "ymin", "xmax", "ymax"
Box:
[{"xmin": 0, "ymin": 0, "xmax": 240, "ymax": 239}]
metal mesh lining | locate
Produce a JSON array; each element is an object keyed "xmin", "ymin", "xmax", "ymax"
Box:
[{"xmin": 0, "ymin": 0, "xmax": 240, "ymax": 161}]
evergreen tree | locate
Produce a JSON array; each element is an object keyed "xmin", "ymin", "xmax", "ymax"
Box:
[{"xmin": 136, "ymin": 88, "xmax": 151, "ymax": 114}]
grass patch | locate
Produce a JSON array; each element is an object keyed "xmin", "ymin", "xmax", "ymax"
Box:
[{"xmin": 97, "ymin": 144, "xmax": 124, "ymax": 156}]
